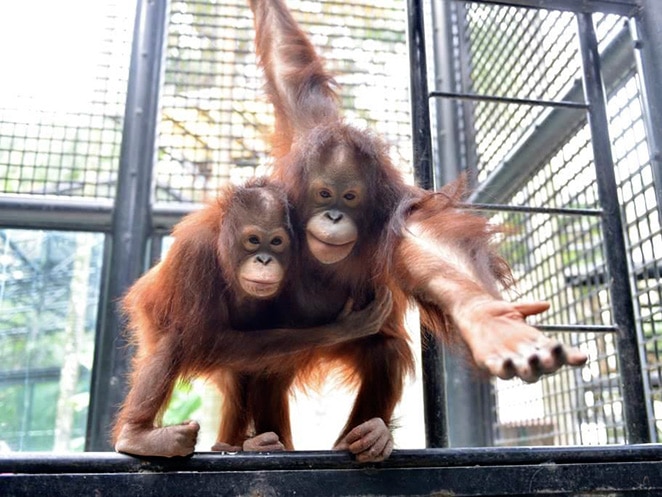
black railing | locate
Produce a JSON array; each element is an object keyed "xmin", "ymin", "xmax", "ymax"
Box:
[{"xmin": 3, "ymin": 445, "xmax": 662, "ymax": 496}]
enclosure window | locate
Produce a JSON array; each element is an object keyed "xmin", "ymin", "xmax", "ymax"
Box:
[
  {"xmin": 450, "ymin": 3, "xmax": 661, "ymax": 444},
  {"xmin": 0, "ymin": 230, "xmax": 104, "ymax": 452}
]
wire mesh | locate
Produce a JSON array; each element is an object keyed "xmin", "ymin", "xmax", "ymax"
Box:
[
  {"xmin": 156, "ymin": 0, "xmax": 413, "ymax": 203},
  {"xmin": 494, "ymin": 184, "xmax": 626, "ymax": 445},
  {"xmin": 454, "ymin": 2, "xmax": 662, "ymax": 444},
  {"xmin": 482, "ymin": 111, "xmax": 624, "ymax": 444},
  {"xmin": 0, "ymin": 1, "xmax": 134, "ymax": 199},
  {"xmin": 463, "ymin": 6, "xmax": 581, "ymax": 181},
  {"xmin": 460, "ymin": 5, "xmax": 625, "ymax": 183},
  {"xmin": 608, "ymin": 75, "xmax": 662, "ymax": 440}
]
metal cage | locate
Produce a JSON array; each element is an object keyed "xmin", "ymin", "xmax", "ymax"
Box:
[{"xmin": 1, "ymin": 0, "xmax": 662, "ymax": 494}]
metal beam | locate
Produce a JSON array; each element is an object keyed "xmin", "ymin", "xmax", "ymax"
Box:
[
  {"xmin": 631, "ymin": 0, "xmax": 662, "ymax": 225},
  {"xmin": 453, "ymin": 0, "xmax": 641, "ymax": 16},
  {"xmin": 85, "ymin": 0, "xmax": 169, "ymax": 451},
  {"xmin": 407, "ymin": 0, "xmax": 449, "ymax": 449},
  {"xmin": 0, "ymin": 195, "xmax": 113, "ymax": 232},
  {"xmin": 0, "ymin": 197, "xmax": 200, "ymax": 235},
  {"xmin": 576, "ymin": 12, "xmax": 651, "ymax": 444},
  {"xmin": 430, "ymin": 0, "xmax": 493, "ymax": 448},
  {"xmin": 2, "ymin": 446, "xmax": 662, "ymax": 496}
]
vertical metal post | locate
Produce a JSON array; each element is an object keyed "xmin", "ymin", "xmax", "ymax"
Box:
[
  {"xmin": 576, "ymin": 13, "xmax": 652, "ymax": 444},
  {"xmin": 454, "ymin": 3, "xmax": 480, "ymax": 183},
  {"xmin": 430, "ymin": 0, "xmax": 492, "ymax": 447},
  {"xmin": 86, "ymin": 0, "xmax": 169, "ymax": 450},
  {"xmin": 407, "ymin": 0, "xmax": 434, "ymax": 191},
  {"xmin": 631, "ymin": 0, "xmax": 662, "ymax": 224},
  {"xmin": 406, "ymin": 0, "xmax": 448, "ymax": 448},
  {"xmin": 430, "ymin": 0, "xmax": 462, "ymax": 185}
]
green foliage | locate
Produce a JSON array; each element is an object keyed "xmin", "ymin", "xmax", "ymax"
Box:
[{"xmin": 162, "ymin": 381, "xmax": 203, "ymax": 425}]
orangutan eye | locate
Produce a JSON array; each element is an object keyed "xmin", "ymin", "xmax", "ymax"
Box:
[
  {"xmin": 344, "ymin": 192, "xmax": 356, "ymax": 201},
  {"xmin": 319, "ymin": 189, "xmax": 332, "ymax": 199},
  {"xmin": 271, "ymin": 236, "xmax": 283, "ymax": 246},
  {"xmin": 248, "ymin": 235, "xmax": 260, "ymax": 245}
]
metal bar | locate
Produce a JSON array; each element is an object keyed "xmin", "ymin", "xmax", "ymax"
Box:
[
  {"xmin": 0, "ymin": 195, "xmax": 114, "ymax": 232},
  {"xmin": 406, "ymin": 0, "xmax": 448, "ymax": 449},
  {"xmin": 0, "ymin": 197, "xmax": 199, "ymax": 234},
  {"xmin": 631, "ymin": 0, "xmax": 662, "ymax": 228},
  {"xmin": 430, "ymin": 0, "xmax": 463, "ymax": 186},
  {"xmin": 455, "ymin": 4, "xmax": 480, "ymax": 181},
  {"xmin": 576, "ymin": 12, "xmax": 651, "ymax": 444},
  {"xmin": 86, "ymin": 0, "xmax": 169, "ymax": 451},
  {"xmin": 430, "ymin": 0, "xmax": 493, "ymax": 449},
  {"xmin": 407, "ymin": 0, "xmax": 434, "ymax": 191},
  {"xmin": 2, "ymin": 447, "xmax": 662, "ymax": 497},
  {"xmin": 470, "ymin": 26, "xmax": 635, "ymax": 204},
  {"xmin": 149, "ymin": 234, "xmax": 164, "ymax": 267},
  {"xmin": 2, "ymin": 445, "xmax": 662, "ymax": 473},
  {"xmin": 461, "ymin": 202, "xmax": 604, "ymax": 216},
  {"xmin": 0, "ymin": 191, "xmax": 602, "ymax": 234},
  {"xmin": 444, "ymin": 351, "xmax": 494, "ymax": 447},
  {"xmin": 420, "ymin": 339, "xmax": 448, "ymax": 448},
  {"xmin": 3, "ymin": 463, "xmax": 662, "ymax": 496},
  {"xmin": 452, "ymin": 0, "xmax": 640, "ymax": 17},
  {"xmin": 430, "ymin": 90, "xmax": 588, "ymax": 109},
  {"xmin": 536, "ymin": 324, "xmax": 618, "ymax": 332}
]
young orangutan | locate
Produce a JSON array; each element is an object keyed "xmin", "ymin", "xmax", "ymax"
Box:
[
  {"xmin": 240, "ymin": 0, "xmax": 587, "ymax": 462},
  {"xmin": 112, "ymin": 177, "xmax": 392, "ymax": 457}
]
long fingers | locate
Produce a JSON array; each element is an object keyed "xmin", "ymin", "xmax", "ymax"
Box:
[
  {"xmin": 513, "ymin": 301, "xmax": 550, "ymax": 317},
  {"xmin": 373, "ymin": 287, "xmax": 393, "ymax": 322},
  {"xmin": 485, "ymin": 339, "xmax": 587, "ymax": 383},
  {"xmin": 334, "ymin": 418, "xmax": 394, "ymax": 463},
  {"xmin": 466, "ymin": 300, "xmax": 588, "ymax": 382}
]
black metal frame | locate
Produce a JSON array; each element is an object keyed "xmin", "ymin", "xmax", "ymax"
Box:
[
  {"xmin": 455, "ymin": 0, "xmax": 641, "ymax": 16},
  {"xmin": 575, "ymin": 10, "xmax": 651, "ymax": 443},
  {"xmin": 408, "ymin": 0, "xmax": 659, "ymax": 447},
  {"xmin": 5, "ymin": 432, "xmax": 660, "ymax": 493},
  {"xmin": 85, "ymin": 0, "xmax": 170, "ymax": 451},
  {"xmin": 3, "ymin": 445, "xmax": 662, "ymax": 496},
  {"xmin": 631, "ymin": 0, "xmax": 662, "ymax": 226}
]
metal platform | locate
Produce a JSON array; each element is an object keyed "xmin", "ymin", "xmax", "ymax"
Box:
[{"xmin": 2, "ymin": 445, "xmax": 662, "ymax": 496}]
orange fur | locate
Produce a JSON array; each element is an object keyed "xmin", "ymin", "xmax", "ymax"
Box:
[
  {"xmin": 112, "ymin": 178, "xmax": 393, "ymax": 455},
  {"xmin": 247, "ymin": 0, "xmax": 510, "ymax": 452}
]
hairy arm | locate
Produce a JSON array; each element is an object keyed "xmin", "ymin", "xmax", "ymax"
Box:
[
  {"xmin": 218, "ymin": 287, "xmax": 392, "ymax": 371},
  {"xmin": 395, "ymin": 198, "xmax": 587, "ymax": 382},
  {"xmin": 248, "ymin": 0, "xmax": 339, "ymax": 157}
]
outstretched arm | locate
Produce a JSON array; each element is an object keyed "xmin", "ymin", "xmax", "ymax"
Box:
[{"xmin": 395, "ymin": 197, "xmax": 587, "ymax": 382}]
